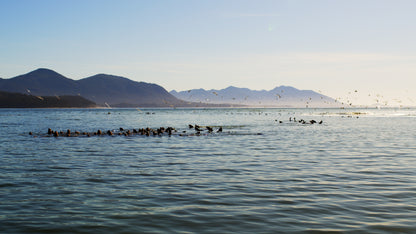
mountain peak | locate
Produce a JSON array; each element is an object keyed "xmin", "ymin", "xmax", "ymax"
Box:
[
  {"xmin": 0, "ymin": 68, "xmax": 76, "ymax": 96},
  {"xmin": 33, "ymin": 68, "xmax": 55, "ymax": 72},
  {"xmin": 224, "ymin": 86, "xmax": 251, "ymax": 92},
  {"xmin": 85, "ymin": 73, "xmax": 130, "ymax": 81},
  {"xmin": 16, "ymin": 68, "xmax": 70, "ymax": 82},
  {"xmin": 27, "ymin": 68, "xmax": 62, "ymax": 76}
]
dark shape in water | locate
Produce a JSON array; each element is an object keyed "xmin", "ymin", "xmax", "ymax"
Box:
[{"xmin": 195, "ymin": 125, "xmax": 202, "ymax": 131}]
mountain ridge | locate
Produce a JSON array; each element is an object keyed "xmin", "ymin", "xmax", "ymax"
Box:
[
  {"xmin": 171, "ymin": 86, "xmax": 339, "ymax": 107},
  {"xmin": 0, "ymin": 68, "xmax": 195, "ymax": 107},
  {"xmin": 0, "ymin": 68, "xmax": 79, "ymax": 96},
  {"xmin": 0, "ymin": 68, "xmax": 339, "ymax": 108}
]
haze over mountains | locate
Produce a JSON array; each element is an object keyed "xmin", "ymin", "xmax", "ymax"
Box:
[
  {"xmin": 0, "ymin": 68, "xmax": 338, "ymax": 108},
  {"xmin": 171, "ymin": 86, "xmax": 338, "ymax": 108}
]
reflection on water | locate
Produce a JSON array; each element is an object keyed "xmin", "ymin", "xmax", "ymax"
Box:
[{"xmin": 0, "ymin": 108, "xmax": 416, "ymax": 233}]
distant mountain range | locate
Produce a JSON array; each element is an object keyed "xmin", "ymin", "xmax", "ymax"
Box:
[
  {"xmin": 0, "ymin": 68, "xmax": 339, "ymax": 108},
  {"xmin": 171, "ymin": 86, "xmax": 339, "ymax": 107},
  {"xmin": 0, "ymin": 68, "xmax": 223, "ymax": 107}
]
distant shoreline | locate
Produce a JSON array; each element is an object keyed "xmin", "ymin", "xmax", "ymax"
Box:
[{"xmin": 1, "ymin": 106, "xmax": 413, "ymax": 110}]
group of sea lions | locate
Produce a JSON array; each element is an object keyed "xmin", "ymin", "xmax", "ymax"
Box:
[
  {"xmin": 29, "ymin": 125, "xmax": 224, "ymax": 138},
  {"xmin": 280, "ymin": 117, "xmax": 323, "ymax": 125},
  {"xmin": 188, "ymin": 124, "xmax": 222, "ymax": 133},
  {"xmin": 28, "ymin": 117, "xmax": 324, "ymax": 137}
]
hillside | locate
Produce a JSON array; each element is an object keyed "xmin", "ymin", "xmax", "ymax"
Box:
[
  {"xmin": 0, "ymin": 91, "xmax": 97, "ymax": 108},
  {"xmin": 171, "ymin": 86, "xmax": 339, "ymax": 108},
  {"xmin": 0, "ymin": 68, "xmax": 80, "ymax": 96},
  {"xmin": 0, "ymin": 68, "xmax": 196, "ymax": 107},
  {"xmin": 76, "ymin": 74, "xmax": 182, "ymax": 107}
]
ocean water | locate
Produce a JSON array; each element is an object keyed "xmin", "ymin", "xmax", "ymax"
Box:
[{"xmin": 1, "ymin": 108, "xmax": 416, "ymax": 233}]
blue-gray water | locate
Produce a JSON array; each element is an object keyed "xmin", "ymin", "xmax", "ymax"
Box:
[{"xmin": 1, "ymin": 108, "xmax": 416, "ymax": 233}]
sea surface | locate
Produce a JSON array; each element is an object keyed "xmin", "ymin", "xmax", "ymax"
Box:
[{"xmin": 1, "ymin": 108, "xmax": 415, "ymax": 233}]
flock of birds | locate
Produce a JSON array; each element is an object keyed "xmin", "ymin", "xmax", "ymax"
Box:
[{"xmin": 184, "ymin": 88, "xmax": 413, "ymax": 108}]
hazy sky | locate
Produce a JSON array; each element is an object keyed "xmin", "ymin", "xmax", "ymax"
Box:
[{"xmin": 1, "ymin": 0, "xmax": 416, "ymax": 106}]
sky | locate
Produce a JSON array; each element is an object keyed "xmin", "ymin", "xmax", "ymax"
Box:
[{"xmin": 1, "ymin": 0, "xmax": 416, "ymax": 106}]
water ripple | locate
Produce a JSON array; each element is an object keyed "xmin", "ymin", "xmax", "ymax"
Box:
[{"xmin": 1, "ymin": 108, "xmax": 416, "ymax": 233}]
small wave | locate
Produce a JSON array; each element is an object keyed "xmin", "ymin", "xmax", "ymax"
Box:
[
  {"xmin": 26, "ymin": 168, "xmax": 55, "ymax": 172},
  {"xmin": 206, "ymin": 168, "xmax": 240, "ymax": 174},
  {"xmin": 318, "ymin": 111, "xmax": 368, "ymax": 116},
  {"xmin": 0, "ymin": 183, "xmax": 17, "ymax": 188},
  {"xmin": 85, "ymin": 178, "xmax": 107, "ymax": 183},
  {"xmin": 47, "ymin": 166, "xmax": 72, "ymax": 170},
  {"xmin": 223, "ymin": 125, "xmax": 248, "ymax": 129}
]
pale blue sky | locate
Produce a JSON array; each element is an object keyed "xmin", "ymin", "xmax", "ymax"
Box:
[{"xmin": 1, "ymin": 0, "xmax": 416, "ymax": 106}]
